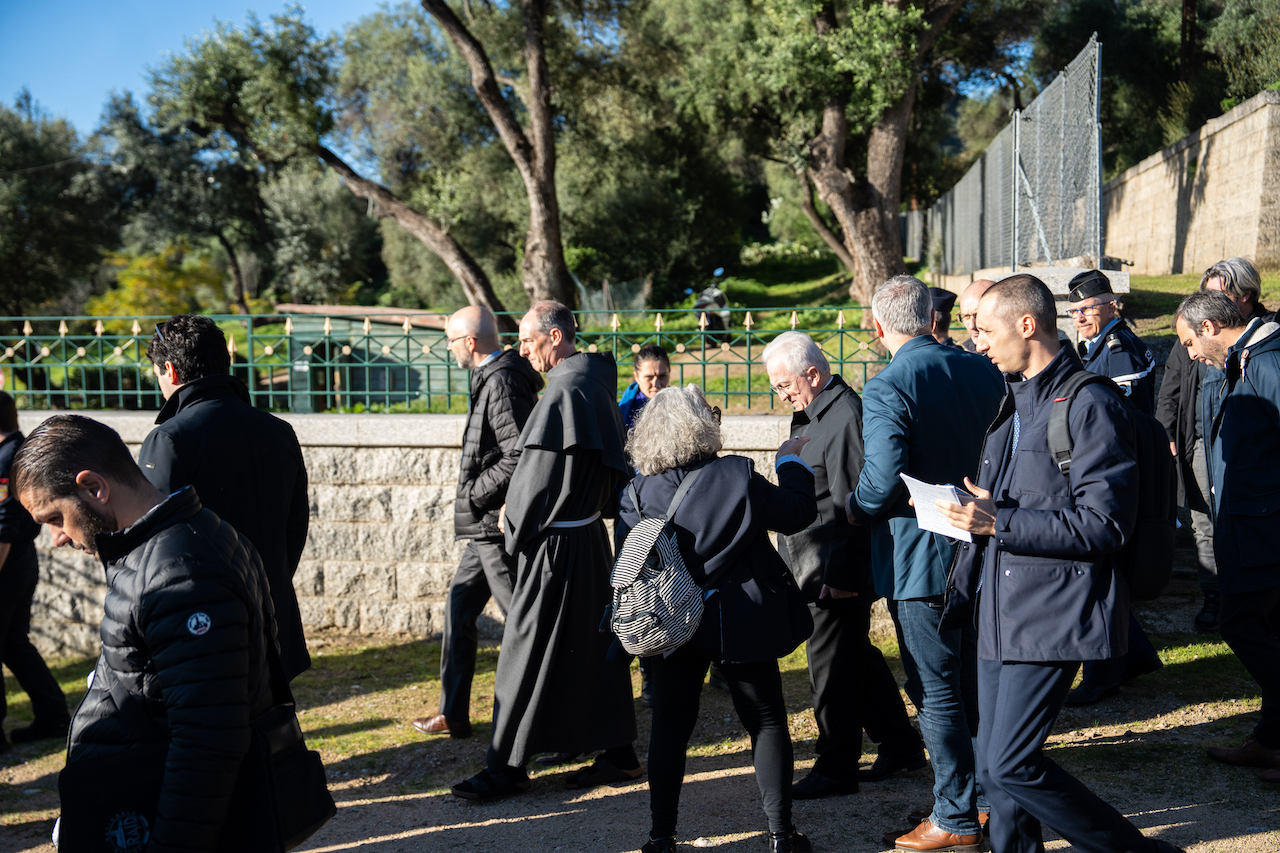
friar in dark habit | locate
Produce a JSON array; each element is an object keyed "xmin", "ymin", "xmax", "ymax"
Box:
[{"xmin": 451, "ymin": 300, "xmax": 641, "ymax": 800}]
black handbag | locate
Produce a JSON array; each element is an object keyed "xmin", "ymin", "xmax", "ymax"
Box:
[{"xmin": 57, "ymin": 640, "xmax": 335, "ymax": 853}]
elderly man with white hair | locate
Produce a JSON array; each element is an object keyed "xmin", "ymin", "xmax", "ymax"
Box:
[{"xmin": 762, "ymin": 332, "xmax": 925, "ymax": 799}]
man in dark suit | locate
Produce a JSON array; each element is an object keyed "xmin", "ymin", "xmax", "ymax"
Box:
[
  {"xmin": 940, "ymin": 273, "xmax": 1183, "ymax": 853},
  {"xmin": 763, "ymin": 332, "xmax": 925, "ymax": 799},
  {"xmin": 846, "ymin": 276, "xmax": 1004, "ymax": 852},
  {"xmin": 140, "ymin": 314, "xmax": 311, "ymax": 681}
]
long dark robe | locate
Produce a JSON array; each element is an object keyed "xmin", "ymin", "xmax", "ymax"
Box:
[{"xmin": 487, "ymin": 352, "xmax": 636, "ymax": 769}]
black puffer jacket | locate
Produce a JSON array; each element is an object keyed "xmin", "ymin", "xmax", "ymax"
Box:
[
  {"xmin": 69, "ymin": 487, "xmax": 276, "ymax": 853},
  {"xmin": 454, "ymin": 349, "xmax": 542, "ymax": 540}
]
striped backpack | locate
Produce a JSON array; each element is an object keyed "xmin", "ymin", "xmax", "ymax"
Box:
[{"xmin": 610, "ymin": 468, "xmax": 705, "ymax": 657}]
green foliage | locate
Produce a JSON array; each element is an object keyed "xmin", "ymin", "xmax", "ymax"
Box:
[
  {"xmin": 0, "ymin": 91, "xmax": 118, "ymax": 315},
  {"xmin": 376, "ymin": 219, "xmax": 467, "ymax": 310},
  {"xmin": 87, "ymin": 247, "xmax": 222, "ymax": 331},
  {"xmin": 261, "ymin": 162, "xmax": 380, "ymax": 303},
  {"xmin": 1209, "ymin": 0, "xmax": 1280, "ymax": 107}
]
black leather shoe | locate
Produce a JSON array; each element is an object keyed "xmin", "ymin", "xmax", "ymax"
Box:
[
  {"xmin": 768, "ymin": 829, "xmax": 811, "ymax": 853},
  {"xmin": 451, "ymin": 767, "xmax": 531, "ymax": 800},
  {"xmin": 641, "ymin": 837, "xmax": 678, "ymax": 853},
  {"xmin": 1122, "ymin": 656, "xmax": 1163, "ymax": 682},
  {"xmin": 1194, "ymin": 591, "xmax": 1221, "ymax": 633},
  {"xmin": 858, "ymin": 751, "xmax": 928, "ymax": 781},
  {"xmin": 792, "ymin": 769, "xmax": 857, "ymax": 798},
  {"xmin": 1064, "ymin": 680, "xmax": 1120, "ymax": 707},
  {"xmin": 9, "ymin": 719, "xmax": 70, "ymax": 744}
]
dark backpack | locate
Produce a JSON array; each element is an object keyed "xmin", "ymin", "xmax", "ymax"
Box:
[{"xmin": 1047, "ymin": 371, "xmax": 1177, "ymax": 600}]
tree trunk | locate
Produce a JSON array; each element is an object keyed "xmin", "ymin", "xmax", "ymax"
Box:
[
  {"xmin": 216, "ymin": 231, "xmax": 252, "ymax": 315},
  {"xmin": 316, "ymin": 146, "xmax": 518, "ymax": 333},
  {"xmin": 422, "ymin": 0, "xmax": 574, "ymax": 307},
  {"xmin": 796, "ymin": 167, "xmax": 858, "ymax": 274},
  {"xmin": 1179, "ymin": 0, "xmax": 1197, "ymax": 83}
]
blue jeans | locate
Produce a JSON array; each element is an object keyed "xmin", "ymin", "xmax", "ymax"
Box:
[{"xmin": 889, "ymin": 597, "xmax": 985, "ymax": 835}]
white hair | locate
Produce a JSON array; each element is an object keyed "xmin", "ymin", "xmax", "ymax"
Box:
[
  {"xmin": 761, "ymin": 331, "xmax": 830, "ymax": 378},
  {"xmin": 626, "ymin": 385, "xmax": 722, "ymax": 476},
  {"xmin": 872, "ymin": 275, "xmax": 933, "ymax": 337}
]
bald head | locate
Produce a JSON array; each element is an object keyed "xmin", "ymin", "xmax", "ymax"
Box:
[
  {"xmin": 446, "ymin": 305, "xmax": 501, "ymax": 370},
  {"xmin": 959, "ymin": 279, "xmax": 995, "ymax": 343}
]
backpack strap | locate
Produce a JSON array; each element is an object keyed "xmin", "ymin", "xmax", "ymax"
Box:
[
  {"xmin": 664, "ymin": 466, "xmax": 704, "ymax": 520},
  {"xmin": 1047, "ymin": 370, "xmax": 1120, "ymax": 476}
]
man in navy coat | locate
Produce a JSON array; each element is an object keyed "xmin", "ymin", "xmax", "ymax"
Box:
[
  {"xmin": 1177, "ymin": 290, "xmax": 1280, "ymax": 781},
  {"xmin": 940, "ymin": 274, "xmax": 1183, "ymax": 853},
  {"xmin": 846, "ymin": 275, "xmax": 1004, "ymax": 851}
]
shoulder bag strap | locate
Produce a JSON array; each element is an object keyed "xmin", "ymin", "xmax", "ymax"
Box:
[{"xmin": 664, "ymin": 466, "xmax": 704, "ymax": 519}]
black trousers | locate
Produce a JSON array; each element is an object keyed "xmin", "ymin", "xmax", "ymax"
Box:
[
  {"xmin": 647, "ymin": 647, "xmax": 794, "ymax": 839},
  {"xmin": 1219, "ymin": 585, "xmax": 1280, "ymax": 748},
  {"xmin": 0, "ymin": 552, "xmax": 69, "ymax": 730},
  {"xmin": 438, "ymin": 539, "xmax": 517, "ymax": 725},
  {"xmin": 977, "ymin": 659, "xmax": 1156, "ymax": 853},
  {"xmin": 806, "ymin": 596, "xmax": 923, "ymax": 779}
]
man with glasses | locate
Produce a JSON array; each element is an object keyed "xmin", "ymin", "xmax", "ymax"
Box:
[
  {"xmin": 140, "ymin": 314, "xmax": 312, "ymax": 681},
  {"xmin": 958, "ymin": 280, "xmax": 996, "ymax": 354},
  {"xmin": 1066, "ymin": 270, "xmax": 1156, "ymax": 414},
  {"xmin": 1062, "ymin": 271, "xmax": 1162, "ymax": 706},
  {"xmin": 412, "ymin": 305, "xmax": 541, "ymax": 738}
]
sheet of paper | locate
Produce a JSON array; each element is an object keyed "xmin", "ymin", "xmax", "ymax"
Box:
[{"xmin": 899, "ymin": 472, "xmax": 973, "ymax": 543}]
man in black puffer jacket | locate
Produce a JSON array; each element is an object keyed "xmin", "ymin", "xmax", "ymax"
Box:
[
  {"xmin": 14, "ymin": 415, "xmax": 277, "ymax": 853},
  {"xmin": 412, "ymin": 305, "xmax": 542, "ymax": 738}
]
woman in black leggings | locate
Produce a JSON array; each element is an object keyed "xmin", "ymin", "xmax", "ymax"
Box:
[{"xmin": 620, "ymin": 385, "xmax": 817, "ymax": 853}]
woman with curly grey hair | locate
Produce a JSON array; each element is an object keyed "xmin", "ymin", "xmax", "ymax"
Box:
[{"xmin": 620, "ymin": 385, "xmax": 818, "ymax": 853}]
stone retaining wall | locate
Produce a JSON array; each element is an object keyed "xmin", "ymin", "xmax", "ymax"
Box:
[{"xmin": 20, "ymin": 411, "xmax": 811, "ymax": 658}]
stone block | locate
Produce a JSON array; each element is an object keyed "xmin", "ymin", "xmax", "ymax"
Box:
[
  {"xmin": 359, "ymin": 600, "xmax": 437, "ymax": 635},
  {"xmin": 310, "ymin": 484, "xmax": 394, "ymax": 523},
  {"xmin": 294, "ymin": 561, "xmax": 324, "ymax": 597},
  {"xmin": 721, "ymin": 416, "xmax": 791, "ymax": 451},
  {"xmin": 331, "ymin": 598, "xmax": 361, "ymax": 629},
  {"xmin": 298, "ymin": 597, "xmax": 333, "ymax": 629},
  {"xmin": 301, "ymin": 447, "xmax": 356, "ymax": 486},
  {"xmin": 323, "ymin": 561, "xmax": 397, "ymax": 599},
  {"xmin": 397, "ymin": 561, "xmax": 456, "ymax": 599},
  {"xmin": 301, "ymin": 522, "xmax": 361, "ymax": 560},
  {"xmin": 390, "ymin": 485, "xmax": 453, "ymax": 523},
  {"xmin": 358, "ymin": 448, "xmax": 437, "ymax": 485}
]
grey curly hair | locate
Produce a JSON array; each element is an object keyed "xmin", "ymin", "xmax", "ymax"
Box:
[{"xmin": 627, "ymin": 385, "xmax": 722, "ymax": 476}]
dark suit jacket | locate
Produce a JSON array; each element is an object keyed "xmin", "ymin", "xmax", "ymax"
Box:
[
  {"xmin": 777, "ymin": 374, "xmax": 871, "ymax": 599},
  {"xmin": 138, "ymin": 375, "xmax": 311, "ymax": 680},
  {"xmin": 849, "ymin": 335, "xmax": 1004, "ymax": 600}
]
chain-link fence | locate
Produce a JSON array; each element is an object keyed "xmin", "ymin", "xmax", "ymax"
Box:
[{"xmin": 913, "ymin": 35, "xmax": 1101, "ymax": 276}]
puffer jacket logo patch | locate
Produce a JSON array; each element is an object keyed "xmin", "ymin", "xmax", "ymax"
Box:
[{"xmin": 186, "ymin": 612, "xmax": 211, "ymax": 636}]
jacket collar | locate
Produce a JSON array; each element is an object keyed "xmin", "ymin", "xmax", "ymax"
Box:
[
  {"xmin": 94, "ymin": 486, "xmax": 204, "ymax": 565},
  {"xmin": 154, "ymin": 374, "xmax": 250, "ymax": 425},
  {"xmin": 891, "ymin": 334, "xmax": 940, "ymax": 360},
  {"xmin": 1010, "ymin": 341, "xmax": 1086, "ymax": 409},
  {"xmin": 792, "ymin": 374, "xmax": 848, "ymax": 427}
]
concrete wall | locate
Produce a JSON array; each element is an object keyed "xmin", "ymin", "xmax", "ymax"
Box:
[
  {"xmin": 19, "ymin": 412, "xmax": 793, "ymax": 658},
  {"xmin": 1103, "ymin": 90, "xmax": 1280, "ymax": 274}
]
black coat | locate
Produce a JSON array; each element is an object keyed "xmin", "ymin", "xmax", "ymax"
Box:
[
  {"xmin": 454, "ymin": 349, "xmax": 542, "ymax": 540},
  {"xmin": 943, "ymin": 344, "xmax": 1135, "ymax": 663},
  {"xmin": 621, "ymin": 455, "xmax": 817, "ymax": 662},
  {"xmin": 1157, "ymin": 301, "xmax": 1271, "ymax": 507},
  {"xmin": 137, "ymin": 375, "xmax": 310, "ymax": 680},
  {"xmin": 776, "ymin": 375, "xmax": 871, "ymax": 599},
  {"xmin": 71, "ymin": 488, "xmax": 277, "ymax": 853}
]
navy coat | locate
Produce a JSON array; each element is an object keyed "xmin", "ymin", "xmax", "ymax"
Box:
[
  {"xmin": 943, "ymin": 344, "xmax": 1136, "ymax": 663},
  {"xmin": 849, "ymin": 335, "xmax": 1004, "ymax": 600},
  {"xmin": 1079, "ymin": 318, "xmax": 1156, "ymax": 415},
  {"xmin": 621, "ymin": 455, "xmax": 816, "ymax": 662},
  {"xmin": 1205, "ymin": 318, "xmax": 1280, "ymax": 594}
]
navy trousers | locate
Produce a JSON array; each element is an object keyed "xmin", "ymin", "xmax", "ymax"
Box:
[{"xmin": 977, "ymin": 659, "xmax": 1156, "ymax": 853}]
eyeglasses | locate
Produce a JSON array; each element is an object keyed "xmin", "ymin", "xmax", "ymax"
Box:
[
  {"xmin": 770, "ymin": 377, "xmax": 799, "ymax": 396},
  {"xmin": 1065, "ymin": 305, "xmax": 1106, "ymax": 319},
  {"xmin": 446, "ymin": 334, "xmax": 472, "ymax": 345},
  {"xmin": 959, "ymin": 312, "xmax": 977, "ymax": 324}
]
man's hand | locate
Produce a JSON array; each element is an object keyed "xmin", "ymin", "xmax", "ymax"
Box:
[
  {"xmin": 497, "ymin": 503, "xmax": 506, "ymax": 533},
  {"xmin": 776, "ymin": 435, "xmax": 811, "ymax": 463},
  {"xmin": 936, "ymin": 477, "xmax": 997, "ymax": 537},
  {"xmin": 844, "ymin": 491, "xmax": 861, "ymax": 526},
  {"xmin": 819, "ymin": 584, "xmax": 857, "ymax": 600},
  {"xmin": 1169, "ymin": 441, "xmax": 1177, "ymax": 457}
]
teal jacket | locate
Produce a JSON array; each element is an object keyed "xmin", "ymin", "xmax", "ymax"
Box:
[{"xmin": 849, "ymin": 334, "xmax": 1004, "ymax": 600}]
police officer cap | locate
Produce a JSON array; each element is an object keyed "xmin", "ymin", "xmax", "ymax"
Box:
[
  {"xmin": 928, "ymin": 287, "xmax": 957, "ymax": 314},
  {"xmin": 1067, "ymin": 270, "xmax": 1115, "ymax": 303}
]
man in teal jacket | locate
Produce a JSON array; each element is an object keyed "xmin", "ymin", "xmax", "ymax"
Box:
[{"xmin": 846, "ymin": 275, "xmax": 1004, "ymax": 852}]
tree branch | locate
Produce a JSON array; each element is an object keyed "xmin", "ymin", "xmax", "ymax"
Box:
[
  {"xmin": 316, "ymin": 146, "xmax": 517, "ymax": 331},
  {"xmin": 795, "ymin": 167, "xmax": 857, "ymax": 274}
]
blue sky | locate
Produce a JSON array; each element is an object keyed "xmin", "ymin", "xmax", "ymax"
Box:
[{"xmin": 0, "ymin": 0, "xmax": 389, "ymax": 135}]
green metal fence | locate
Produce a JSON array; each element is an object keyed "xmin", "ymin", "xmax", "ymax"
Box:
[{"xmin": 0, "ymin": 307, "xmax": 893, "ymax": 414}]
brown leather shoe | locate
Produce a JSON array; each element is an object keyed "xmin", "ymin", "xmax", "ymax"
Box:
[
  {"xmin": 1206, "ymin": 738, "xmax": 1280, "ymax": 767},
  {"xmin": 411, "ymin": 714, "xmax": 471, "ymax": 738},
  {"xmin": 906, "ymin": 810, "xmax": 988, "ymax": 829},
  {"xmin": 893, "ymin": 819, "xmax": 983, "ymax": 852}
]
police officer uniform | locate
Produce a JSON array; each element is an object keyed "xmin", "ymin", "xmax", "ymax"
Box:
[{"xmin": 1069, "ymin": 271, "xmax": 1157, "ymax": 415}]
